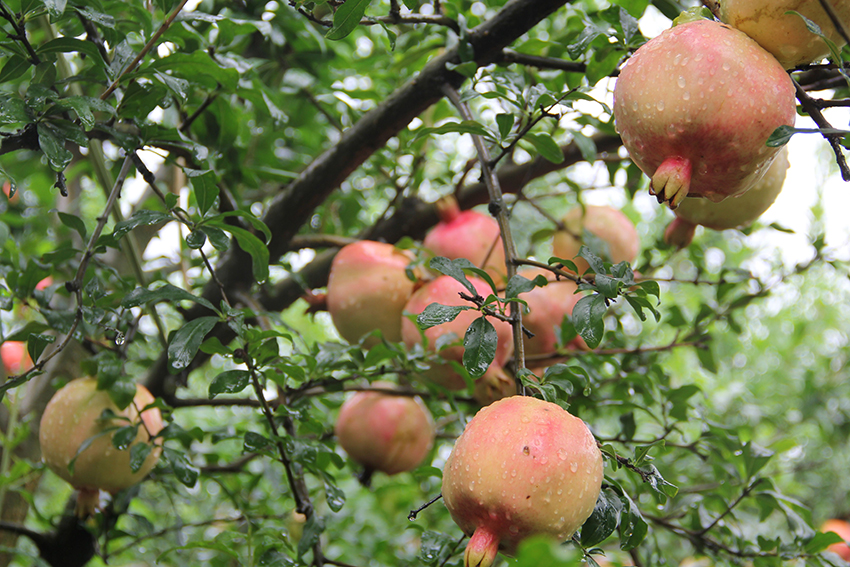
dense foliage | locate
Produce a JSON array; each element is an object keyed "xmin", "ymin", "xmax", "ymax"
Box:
[{"xmin": 0, "ymin": 0, "xmax": 848, "ymax": 566}]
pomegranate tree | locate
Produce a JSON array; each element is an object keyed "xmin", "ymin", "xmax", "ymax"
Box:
[
  {"xmin": 326, "ymin": 240, "xmax": 416, "ymax": 347},
  {"xmin": 552, "ymin": 205, "xmax": 639, "ymax": 274},
  {"xmin": 664, "ymin": 148, "xmax": 789, "ymax": 248},
  {"xmin": 423, "ymin": 197, "xmax": 506, "ymax": 281},
  {"xmin": 716, "ymin": 0, "xmax": 850, "ymax": 68},
  {"xmin": 401, "ymin": 275, "xmax": 513, "ymax": 390},
  {"xmin": 39, "ymin": 378, "xmax": 164, "ymax": 517},
  {"xmin": 613, "ymin": 20, "xmax": 796, "ymax": 208},
  {"xmin": 334, "ymin": 384, "xmax": 435, "ymax": 484},
  {"xmin": 442, "ymin": 396, "xmax": 603, "ymax": 567}
]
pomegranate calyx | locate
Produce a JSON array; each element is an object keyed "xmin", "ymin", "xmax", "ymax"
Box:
[
  {"xmin": 464, "ymin": 526, "xmax": 500, "ymax": 567},
  {"xmin": 651, "ymin": 157, "xmax": 692, "ymax": 209}
]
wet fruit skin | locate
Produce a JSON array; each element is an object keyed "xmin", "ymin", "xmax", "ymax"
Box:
[
  {"xmin": 442, "ymin": 396, "xmax": 603, "ymax": 567},
  {"xmin": 39, "ymin": 378, "xmax": 163, "ymax": 515},
  {"xmin": 613, "ymin": 20, "xmax": 796, "ymax": 208},
  {"xmin": 518, "ymin": 268, "xmax": 587, "ymax": 354},
  {"xmin": 334, "ymin": 384, "xmax": 435, "ymax": 477},
  {"xmin": 401, "ymin": 275, "xmax": 514, "ymax": 390},
  {"xmin": 1, "ymin": 341, "xmax": 32, "ymax": 375},
  {"xmin": 664, "ymin": 147, "xmax": 790, "ymax": 248},
  {"xmin": 326, "ymin": 240, "xmax": 416, "ymax": 347},
  {"xmin": 552, "ymin": 206, "xmax": 639, "ymax": 275},
  {"xmin": 718, "ymin": 0, "xmax": 850, "ymax": 69},
  {"xmin": 423, "ymin": 197, "xmax": 506, "ymax": 282}
]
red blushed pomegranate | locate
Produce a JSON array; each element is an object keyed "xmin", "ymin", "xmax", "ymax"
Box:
[
  {"xmin": 1, "ymin": 341, "xmax": 32, "ymax": 375},
  {"xmin": 613, "ymin": 20, "xmax": 796, "ymax": 208},
  {"xmin": 39, "ymin": 378, "xmax": 163, "ymax": 517},
  {"xmin": 718, "ymin": 0, "xmax": 850, "ymax": 69},
  {"xmin": 519, "ymin": 268, "xmax": 586, "ymax": 353},
  {"xmin": 664, "ymin": 148, "xmax": 789, "ymax": 248},
  {"xmin": 326, "ymin": 240, "xmax": 416, "ymax": 347},
  {"xmin": 334, "ymin": 384, "xmax": 435, "ymax": 483},
  {"xmin": 552, "ymin": 205, "xmax": 639, "ymax": 275},
  {"xmin": 822, "ymin": 519, "xmax": 850, "ymax": 561},
  {"xmin": 401, "ymin": 276, "xmax": 514, "ymax": 390},
  {"xmin": 442, "ymin": 396, "xmax": 603, "ymax": 567},
  {"xmin": 423, "ymin": 197, "xmax": 507, "ymax": 282}
]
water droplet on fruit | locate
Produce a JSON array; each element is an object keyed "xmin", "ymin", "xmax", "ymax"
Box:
[
  {"xmin": 722, "ymin": 62, "xmax": 731, "ymax": 71},
  {"xmin": 677, "ymin": 76, "xmax": 686, "ymax": 88},
  {"xmin": 656, "ymin": 101, "xmax": 665, "ymax": 111},
  {"xmin": 570, "ymin": 462, "xmax": 578, "ymax": 473},
  {"xmin": 683, "ymin": 91, "xmax": 690, "ymax": 101},
  {"xmin": 557, "ymin": 449, "xmax": 568, "ymax": 461},
  {"xmin": 509, "ymin": 525, "xmax": 519, "ymax": 535}
]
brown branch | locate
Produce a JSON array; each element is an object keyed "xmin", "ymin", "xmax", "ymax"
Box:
[
  {"xmin": 142, "ymin": 0, "xmax": 580, "ymax": 397},
  {"xmin": 817, "ymin": 0, "xmax": 850, "ymax": 47},
  {"xmin": 793, "ymin": 77, "xmax": 850, "ymax": 180}
]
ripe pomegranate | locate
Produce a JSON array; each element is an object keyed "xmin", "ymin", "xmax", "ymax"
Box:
[
  {"xmin": 664, "ymin": 148, "xmax": 790, "ymax": 248},
  {"xmin": 39, "ymin": 378, "xmax": 163, "ymax": 517},
  {"xmin": 822, "ymin": 519, "xmax": 850, "ymax": 561},
  {"xmin": 717, "ymin": 0, "xmax": 850, "ymax": 68},
  {"xmin": 551, "ymin": 205, "xmax": 639, "ymax": 274},
  {"xmin": 1, "ymin": 341, "xmax": 32, "ymax": 375},
  {"xmin": 423, "ymin": 197, "xmax": 506, "ymax": 281},
  {"xmin": 442, "ymin": 396, "xmax": 603, "ymax": 567},
  {"xmin": 334, "ymin": 383, "xmax": 435, "ymax": 484},
  {"xmin": 401, "ymin": 275, "xmax": 514, "ymax": 390},
  {"xmin": 518, "ymin": 268, "xmax": 586, "ymax": 353},
  {"xmin": 326, "ymin": 240, "xmax": 416, "ymax": 347},
  {"xmin": 613, "ymin": 20, "xmax": 796, "ymax": 208}
]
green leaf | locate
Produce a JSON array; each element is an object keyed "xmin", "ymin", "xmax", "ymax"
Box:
[
  {"xmin": 129, "ymin": 442, "xmax": 153, "ymax": 473},
  {"xmin": 26, "ymin": 333, "xmax": 55, "ymax": 364},
  {"xmin": 417, "ymin": 303, "xmax": 467, "ymax": 330},
  {"xmin": 617, "ymin": 493, "xmax": 648, "ymax": 550},
  {"xmin": 186, "ymin": 169, "xmax": 219, "ymax": 216},
  {"xmin": 37, "ymin": 123, "xmax": 73, "ymax": 171},
  {"xmin": 204, "ymin": 221, "xmax": 270, "ymax": 283},
  {"xmin": 524, "ymin": 132, "xmax": 564, "ymax": 164},
  {"xmin": 209, "ymin": 370, "xmax": 251, "ymax": 398},
  {"xmin": 186, "ymin": 230, "xmax": 206, "ymax": 249},
  {"xmin": 38, "ymin": 38, "xmax": 106, "ymax": 69},
  {"xmin": 43, "ymin": 0, "xmax": 67, "ymax": 18},
  {"xmin": 147, "ymin": 52, "xmax": 240, "ymax": 91},
  {"xmin": 122, "ymin": 283, "xmax": 218, "ymax": 313},
  {"xmin": 168, "ymin": 316, "xmax": 219, "ymax": 372},
  {"xmin": 111, "ymin": 424, "xmax": 139, "ymax": 450},
  {"xmin": 462, "ymin": 317, "xmax": 497, "ymax": 379},
  {"xmin": 244, "ymin": 431, "xmax": 272, "ymax": 452},
  {"xmin": 428, "ymin": 257, "xmax": 478, "ymax": 297},
  {"xmin": 199, "ymin": 225, "xmax": 230, "ymax": 251},
  {"xmin": 496, "ymin": 113, "xmax": 514, "ymax": 140},
  {"xmin": 572, "ymin": 294, "xmax": 606, "ymax": 349},
  {"xmin": 505, "ymin": 274, "xmax": 538, "ymax": 299},
  {"xmin": 412, "ymin": 120, "xmax": 493, "ymax": 142},
  {"xmin": 326, "ymin": 0, "xmax": 370, "ymax": 40},
  {"xmin": 163, "ymin": 446, "xmax": 199, "ymax": 487},
  {"xmin": 581, "ymin": 489, "xmax": 618, "ymax": 547},
  {"xmin": 571, "ymin": 131, "xmax": 597, "ymax": 163},
  {"xmin": 0, "ymin": 56, "xmax": 30, "ymax": 84},
  {"xmin": 112, "ymin": 210, "xmax": 173, "ymax": 240},
  {"xmin": 57, "ymin": 212, "xmax": 87, "ymax": 240}
]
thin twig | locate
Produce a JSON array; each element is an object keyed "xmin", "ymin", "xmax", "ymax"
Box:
[
  {"xmin": 817, "ymin": 0, "xmax": 850, "ymax": 47},
  {"xmin": 793, "ymin": 77, "xmax": 850, "ymax": 180},
  {"xmin": 100, "ymin": 0, "xmax": 191, "ymax": 101},
  {"xmin": 441, "ymin": 83, "xmax": 527, "ymax": 392}
]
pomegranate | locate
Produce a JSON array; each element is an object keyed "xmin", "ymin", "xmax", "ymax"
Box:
[
  {"xmin": 1, "ymin": 341, "xmax": 32, "ymax": 375},
  {"xmin": 518, "ymin": 268, "xmax": 586, "ymax": 352},
  {"xmin": 423, "ymin": 197, "xmax": 506, "ymax": 282},
  {"xmin": 551, "ymin": 205, "xmax": 639, "ymax": 274},
  {"xmin": 326, "ymin": 240, "xmax": 416, "ymax": 347},
  {"xmin": 664, "ymin": 148, "xmax": 789, "ymax": 248},
  {"xmin": 442, "ymin": 396, "xmax": 603, "ymax": 567},
  {"xmin": 401, "ymin": 275, "xmax": 514, "ymax": 390},
  {"xmin": 822, "ymin": 519, "xmax": 850, "ymax": 561},
  {"xmin": 717, "ymin": 0, "xmax": 850, "ymax": 68},
  {"xmin": 613, "ymin": 20, "xmax": 796, "ymax": 208},
  {"xmin": 334, "ymin": 383, "xmax": 435, "ymax": 483},
  {"xmin": 472, "ymin": 365, "xmax": 517, "ymax": 406},
  {"xmin": 39, "ymin": 378, "xmax": 163, "ymax": 517}
]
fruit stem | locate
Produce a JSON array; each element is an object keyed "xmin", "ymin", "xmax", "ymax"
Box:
[
  {"xmin": 464, "ymin": 527, "xmax": 500, "ymax": 567},
  {"xmin": 74, "ymin": 488, "xmax": 100, "ymax": 519},
  {"xmin": 651, "ymin": 156, "xmax": 692, "ymax": 209},
  {"xmin": 435, "ymin": 196, "xmax": 462, "ymax": 223},
  {"xmin": 663, "ymin": 217, "xmax": 697, "ymax": 249}
]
